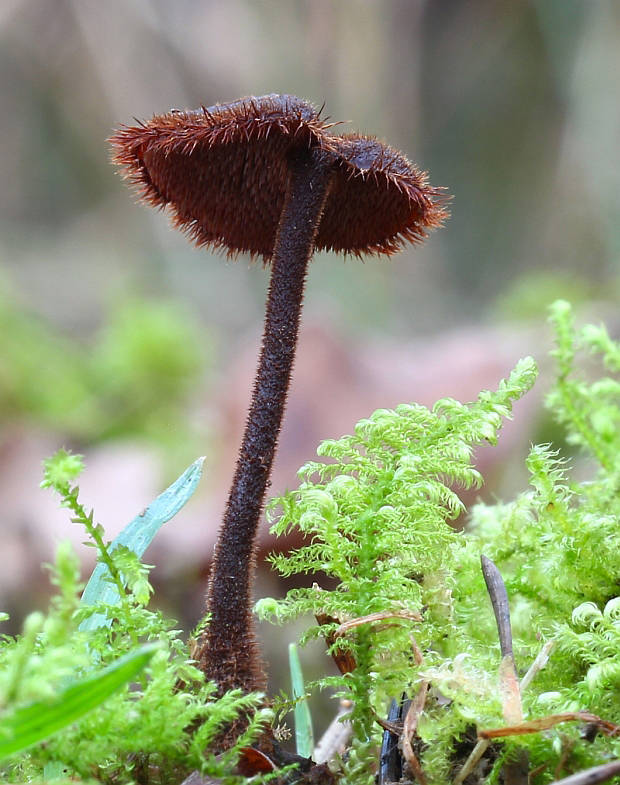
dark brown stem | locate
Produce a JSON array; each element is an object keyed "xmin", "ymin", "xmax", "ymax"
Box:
[
  {"xmin": 198, "ymin": 146, "xmax": 335, "ymax": 693},
  {"xmin": 481, "ymin": 554, "xmax": 513, "ymax": 658}
]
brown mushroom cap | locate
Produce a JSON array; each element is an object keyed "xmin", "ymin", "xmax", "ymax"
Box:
[{"xmin": 110, "ymin": 93, "xmax": 447, "ymax": 259}]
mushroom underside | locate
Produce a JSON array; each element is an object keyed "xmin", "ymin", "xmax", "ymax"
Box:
[{"xmin": 135, "ymin": 140, "xmax": 438, "ymax": 258}]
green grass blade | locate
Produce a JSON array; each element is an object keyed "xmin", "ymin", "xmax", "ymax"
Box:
[
  {"xmin": 288, "ymin": 643, "xmax": 314, "ymax": 758},
  {"xmin": 0, "ymin": 643, "xmax": 157, "ymax": 761},
  {"xmin": 79, "ymin": 457, "xmax": 205, "ymax": 630}
]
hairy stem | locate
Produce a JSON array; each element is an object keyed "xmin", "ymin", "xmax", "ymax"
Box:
[{"xmin": 199, "ymin": 146, "xmax": 335, "ymax": 693}]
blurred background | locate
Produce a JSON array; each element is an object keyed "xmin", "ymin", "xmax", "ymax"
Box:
[{"xmin": 1, "ymin": 0, "xmax": 619, "ymax": 721}]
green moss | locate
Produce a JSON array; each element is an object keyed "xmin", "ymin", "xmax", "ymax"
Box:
[
  {"xmin": 0, "ymin": 286, "xmax": 209, "ymax": 459},
  {"xmin": 0, "ymin": 457, "xmax": 266, "ymax": 785},
  {"xmin": 2, "ymin": 301, "xmax": 619, "ymax": 784},
  {"xmin": 259, "ymin": 303, "xmax": 619, "ymax": 783}
]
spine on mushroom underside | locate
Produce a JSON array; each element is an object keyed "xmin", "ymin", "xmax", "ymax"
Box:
[{"xmin": 198, "ymin": 147, "xmax": 336, "ymax": 695}]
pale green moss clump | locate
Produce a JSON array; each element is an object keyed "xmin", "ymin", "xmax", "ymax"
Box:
[
  {"xmin": 0, "ymin": 452, "xmax": 267, "ymax": 785},
  {"xmin": 259, "ymin": 302, "xmax": 619, "ymax": 784}
]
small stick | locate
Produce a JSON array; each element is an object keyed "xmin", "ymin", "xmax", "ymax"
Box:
[
  {"xmin": 401, "ymin": 681, "xmax": 430, "ymax": 785},
  {"xmin": 312, "ymin": 699, "xmax": 353, "ymax": 764},
  {"xmin": 455, "ymin": 635, "xmax": 556, "ymax": 785},
  {"xmin": 334, "ymin": 610, "xmax": 423, "ymax": 638},
  {"xmin": 520, "ymin": 639, "xmax": 555, "ymax": 692},
  {"xmin": 554, "ymin": 737, "xmax": 575, "ymax": 781},
  {"xmin": 480, "ymin": 555, "xmax": 513, "ymax": 658},
  {"xmin": 481, "ymin": 556, "xmax": 527, "ymax": 784},
  {"xmin": 373, "ymin": 711, "xmax": 403, "ymax": 735},
  {"xmin": 479, "ymin": 712, "xmax": 620, "ymax": 739},
  {"xmin": 549, "ymin": 760, "xmax": 620, "ymax": 785},
  {"xmin": 454, "ymin": 739, "xmax": 490, "ymax": 785},
  {"xmin": 410, "ymin": 634, "xmax": 425, "ymax": 666},
  {"xmin": 481, "ymin": 555, "xmax": 523, "ymax": 725},
  {"xmin": 380, "ymin": 697, "xmax": 408, "ymax": 785}
]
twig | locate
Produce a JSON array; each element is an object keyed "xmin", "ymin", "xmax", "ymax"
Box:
[
  {"xmin": 480, "ymin": 555, "xmax": 513, "ymax": 658},
  {"xmin": 373, "ymin": 711, "xmax": 403, "ymax": 735},
  {"xmin": 454, "ymin": 639, "xmax": 557, "ymax": 785},
  {"xmin": 410, "ymin": 633, "xmax": 425, "ymax": 666},
  {"xmin": 478, "ymin": 712, "xmax": 620, "ymax": 740},
  {"xmin": 334, "ymin": 609, "xmax": 423, "ymax": 638},
  {"xmin": 453, "ymin": 739, "xmax": 490, "ymax": 785},
  {"xmin": 380, "ymin": 697, "xmax": 408, "ymax": 785},
  {"xmin": 457, "ymin": 557, "xmax": 527, "ymax": 785},
  {"xmin": 549, "ymin": 760, "xmax": 620, "ymax": 785},
  {"xmin": 481, "ymin": 555, "xmax": 522, "ymax": 725},
  {"xmin": 312, "ymin": 699, "xmax": 353, "ymax": 764},
  {"xmin": 401, "ymin": 681, "xmax": 430, "ymax": 785},
  {"xmin": 520, "ymin": 639, "xmax": 555, "ymax": 692}
]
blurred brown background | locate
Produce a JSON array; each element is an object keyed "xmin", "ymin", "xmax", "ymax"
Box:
[{"xmin": 1, "ymin": 0, "xmax": 619, "ymax": 702}]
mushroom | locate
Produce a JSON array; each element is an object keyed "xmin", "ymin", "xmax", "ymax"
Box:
[{"xmin": 109, "ymin": 94, "xmax": 447, "ymax": 695}]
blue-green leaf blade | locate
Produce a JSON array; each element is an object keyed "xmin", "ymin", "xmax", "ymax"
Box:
[
  {"xmin": 288, "ymin": 643, "xmax": 314, "ymax": 758},
  {"xmin": 79, "ymin": 457, "xmax": 205, "ymax": 630},
  {"xmin": 0, "ymin": 644, "xmax": 157, "ymax": 761}
]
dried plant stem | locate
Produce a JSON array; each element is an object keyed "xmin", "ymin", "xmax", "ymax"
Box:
[
  {"xmin": 456, "ymin": 557, "xmax": 526, "ymax": 784},
  {"xmin": 549, "ymin": 761, "xmax": 620, "ymax": 785},
  {"xmin": 454, "ymin": 739, "xmax": 490, "ymax": 785},
  {"xmin": 402, "ymin": 681, "xmax": 430, "ymax": 785},
  {"xmin": 520, "ymin": 639, "xmax": 555, "ymax": 692},
  {"xmin": 313, "ymin": 700, "xmax": 353, "ymax": 764},
  {"xmin": 334, "ymin": 609, "xmax": 423, "ymax": 638},
  {"xmin": 479, "ymin": 712, "xmax": 620, "ymax": 740},
  {"xmin": 480, "ymin": 554, "xmax": 514, "ymax": 659},
  {"xmin": 481, "ymin": 555, "xmax": 522, "ymax": 724},
  {"xmin": 454, "ymin": 638, "xmax": 557, "ymax": 785}
]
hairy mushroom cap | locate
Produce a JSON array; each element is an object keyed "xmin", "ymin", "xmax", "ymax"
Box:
[
  {"xmin": 318, "ymin": 133, "xmax": 446, "ymax": 255},
  {"xmin": 110, "ymin": 93, "xmax": 447, "ymax": 260}
]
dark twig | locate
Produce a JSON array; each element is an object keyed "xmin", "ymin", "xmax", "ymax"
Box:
[
  {"xmin": 480, "ymin": 554, "xmax": 513, "ymax": 659},
  {"xmin": 379, "ymin": 697, "xmax": 410, "ymax": 785},
  {"xmin": 549, "ymin": 761, "xmax": 620, "ymax": 785},
  {"xmin": 480, "ymin": 555, "xmax": 526, "ymax": 785},
  {"xmin": 481, "ymin": 555, "xmax": 522, "ymax": 725}
]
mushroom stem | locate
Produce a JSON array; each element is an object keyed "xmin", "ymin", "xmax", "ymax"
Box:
[{"xmin": 199, "ymin": 146, "xmax": 336, "ymax": 693}]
